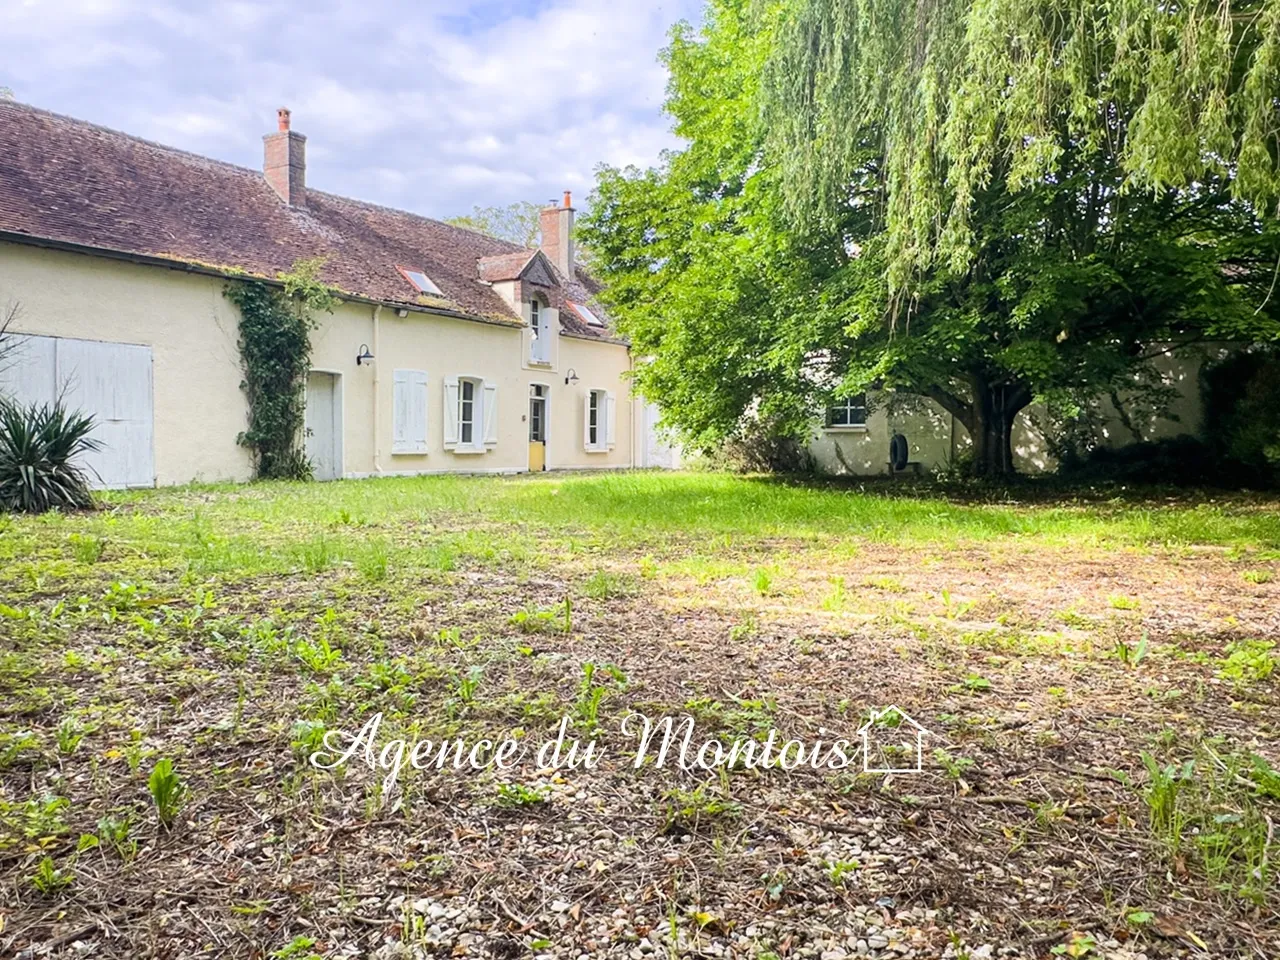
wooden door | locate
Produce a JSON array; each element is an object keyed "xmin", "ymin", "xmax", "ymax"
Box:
[
  {"xmin": 0, "ymin": 334, "xmax": 155, "ymax": 488},
  {"xmin": 528, "ymin": 385, "xmax": 547, "ymax": 471},
  {"xmin": 305, "ymin": 371, "xmax": 340, "ymax": 481}
]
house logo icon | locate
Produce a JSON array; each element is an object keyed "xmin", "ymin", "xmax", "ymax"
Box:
[{"xmin": 858, "ymin": 705, "xmax": 929, "ymax": 774}]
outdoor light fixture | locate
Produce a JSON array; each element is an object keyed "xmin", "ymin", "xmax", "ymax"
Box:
[
  {"xmin": 564, "ymin": 367, "xmax": 579, "ymax": 385},
  {"xmin": 356, "ymin": 344, "xmax": 374, "ymax": 366}
]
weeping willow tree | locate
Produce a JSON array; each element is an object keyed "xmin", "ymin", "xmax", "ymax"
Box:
[
  {"xmin": 760, "ymin": 0, "xmax": 1280, "ymax": 473},
  {"xmin": 768, "ymin": 0, "xmax": 1280, "ymax": 287}
]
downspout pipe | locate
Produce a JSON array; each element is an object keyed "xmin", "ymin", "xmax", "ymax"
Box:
[
  {"xmin": 372, "ymin": 304, "xmax": 383, "ymax": 474},
  {"xmin": 628, "ymin": 349, "xmax": 637, "ymax": 469}
]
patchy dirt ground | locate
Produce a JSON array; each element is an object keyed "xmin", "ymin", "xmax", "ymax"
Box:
[{"xmin": 1, "ymin": 476, "xmax": 1278, "ymax": 960}]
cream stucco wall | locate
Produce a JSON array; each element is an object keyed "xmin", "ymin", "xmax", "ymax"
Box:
[
  {"xmin": 0, "ymin": 240, "xmax": 637, "ymax": 486},
  {"xmin": 1003, "ymin": 346, "xmax": 1225, "ymax": 473},
  {"xmin": 811, "ymin": 347, "xmax": 1214, "ymax": 478},
  {"xmin": 810, "ymin": 398, "xmax": 955, "ymax": 476},
  {"xmin": 552, "ymin": 335, "xmax": 634, "ymax": 470},
  {"xmin": 318, "ymin": 303, "xmax": 635, "ymax": 477},
  {"xmin": 1, "ymin": 240, "xmax": 254, "ymax": 485},
  {"xmin": 312, "ymin": 301, "xmax": 533, "ymax": 476}
]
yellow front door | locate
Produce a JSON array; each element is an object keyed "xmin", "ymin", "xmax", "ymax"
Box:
[{"xmin": 529, "ymin": 385, "xmax": 548, "ymax": 471}]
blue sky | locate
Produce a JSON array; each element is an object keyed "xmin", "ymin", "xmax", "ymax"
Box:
[{"xmin": 0, "ymin": 0, "xmax": 701, "ymax": 218}]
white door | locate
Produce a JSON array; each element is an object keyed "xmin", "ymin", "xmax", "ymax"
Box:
[
  {"xmin": 643, "ymin": 402, "xmax": 680, "ymax": 469},
  {"xmin": 0, "ymin": 334, "xmax": 155, "ymax": 488},
  {"xmin": 305, "ymin": 371, "xmax": 340, "ymax": 481}
]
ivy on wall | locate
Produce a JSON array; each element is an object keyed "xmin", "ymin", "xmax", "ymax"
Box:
[{"xmin": 224, "ymin": 258, "xmax": 337, "ymax": 480}]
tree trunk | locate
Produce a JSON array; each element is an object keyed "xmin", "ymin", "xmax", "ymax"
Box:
[
  {"xmin": 921, "ymin": 375, "xmax": 1031, "ymax": 478},
  {"xmin": 967, "ymin": 377, "xmax": 1028, "ymax": 477},
  {"xmin": 970, "ymin": 409, "xmax": 1016, "ymax": 476}
]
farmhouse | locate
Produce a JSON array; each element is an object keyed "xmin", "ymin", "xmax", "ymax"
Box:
[
  {"xmin": 0, "ymin": 101, "xmax": 678, "ymax": 487},
  {"xmin": 0, "ymin": 101, "xmax": 1220, "ymax": 486}
]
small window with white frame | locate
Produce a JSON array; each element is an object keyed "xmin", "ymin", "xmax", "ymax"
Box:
[
  {"xmin": 583, "ymin": 388, "xmax": 616, "ymax": 452},
  {"xmin": 459, "ymin": 378, "xmax": 477, "ymax": 445},
  {"xmin": 529, "ymin": 300, "xmax": 550, "ymax": 363},
  {"xmin": 827, "ymin": 393, "xmax": 867, "ymax": 428}
]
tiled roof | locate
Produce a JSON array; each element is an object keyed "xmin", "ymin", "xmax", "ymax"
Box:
[{"xmin": 0, "ymin": 100, "xmax": 619, "ymax": 340}]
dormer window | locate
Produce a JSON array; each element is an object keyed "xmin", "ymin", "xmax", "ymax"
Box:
[
  {"xmin": 569, "ymin": 301, "xmax": 603, "ymax": 327},
  {"xmin": 397, "ymin": 266, "xmax": 443, "ymax": 296}
]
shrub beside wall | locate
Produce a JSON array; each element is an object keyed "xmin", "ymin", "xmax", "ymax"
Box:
[{"xmin": 1202, "ymin": 350, "xmax": 1280, "ymax": 488}]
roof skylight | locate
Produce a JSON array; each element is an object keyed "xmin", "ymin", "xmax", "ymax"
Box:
[
  {"xmin": 398, "ymin": 267, "xmax": 443, "ymax": 296},
  {"xmin": 570, "ymin": 301, "xmax": 604, "ymax": 326}
]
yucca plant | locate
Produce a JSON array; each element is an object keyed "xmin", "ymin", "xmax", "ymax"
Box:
[{"xmin": 0, "ymin": 398, "xmax": 100, "ymax": 513}]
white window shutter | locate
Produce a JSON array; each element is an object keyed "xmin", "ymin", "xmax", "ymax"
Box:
[
  {"xmin": 392, "ymin": 369, "xmax": 411, "ymax": 453},
  {"xmin": 443, "ymin": 377, "xmax": 460, "ymax": 448},
  {"xmin": 605, "ymin": 391, "xmax": 617, "ymax": 449},
  {"xmin": 582, "ymin": 392, "xmax": 593, "ymax": 451},
  {"xmin": 410, "ymin": 370, "xmax": 428, "ymax": 452},
  {"xmin": 547, "ymin": 308, "xmax": 560, "ymax": 368},
  {"xmin": 482, "ymin": 380, "xmax": 499, "ymax": 446}
]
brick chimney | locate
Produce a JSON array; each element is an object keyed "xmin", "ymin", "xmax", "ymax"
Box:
[
  {"xmin": 539, "ymin": 190, "xmax": 574, "ymax": 280},
  {"xmin": 263, "ymin": 107, "xmax": 306, "ymax": 208}
]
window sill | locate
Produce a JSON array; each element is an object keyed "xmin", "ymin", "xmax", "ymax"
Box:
[
  {"xmin": 391, "ymin": 449, "xmax": 428, "ymax": 456},
  {"xmin": 825, "ymin": 425, "xmax": 869, "ymax": 433},
  {"xmin": 528, "ymin": 358, "xmax": 552, "ymax": 367},
  {"xmin": 448, "ymin": 445, "xmax": 488, "ymax": 455}
]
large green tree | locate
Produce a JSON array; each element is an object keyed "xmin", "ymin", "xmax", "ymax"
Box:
[
  {"xmin": 774, "ymin": 0, "xmax": 1280, "ymax": 474},
  {"xmin": 583, "ymin": 0, "xmax": 845, "ymax": 452},
  {"xmin": 768, "ymin": 0, "xmax": 1280, "ymax": 289},
  {"xmin": 584, "ymin": 0, "xmax": 1280, "ymax": 474},
  {"xmin": 820, "ymin": 171, "xmax": 1279, "ymax": 473}
]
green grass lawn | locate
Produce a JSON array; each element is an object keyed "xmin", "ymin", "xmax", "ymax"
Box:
[
  {"xmin": 1, "ymin": 472, "xmax": 1278, "ymax": 959},
  {"xmin": 5, "ymin": 471, "xmax": 1278, "ymax": 581}
]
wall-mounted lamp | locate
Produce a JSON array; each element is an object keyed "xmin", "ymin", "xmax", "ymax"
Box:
[
  {"xmin": 564, "ymin": 367, "xmax": 579, "ymax": 386},
  {"xmin": 356, "ymin": 344, "xmax": 374, "ymax": 366},
  {"xmin": 395, "ymin": 308, "xmax": 408, "ymax": 318}
]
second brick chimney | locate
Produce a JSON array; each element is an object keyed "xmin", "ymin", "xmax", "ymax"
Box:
[
  {"xmin": 539, "ymin": 191, "xmax": 574, "ymax": 280},
  {"xmin": 264, "ymin": 107, "xmax": 306, "ymax": 208}
]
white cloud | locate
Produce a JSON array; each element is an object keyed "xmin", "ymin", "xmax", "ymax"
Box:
[{"xmin": 0, "ymin": 0, "xmax": 701, "ymax": 217}]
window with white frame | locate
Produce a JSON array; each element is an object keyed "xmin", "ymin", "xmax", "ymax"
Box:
[
  {"xmin": 529, "ymin": 300, "xmax": 549, "ymax": 363},
  {"xmin": 459, "ymin": 379, "xmax": 477, "ymax": 445},
  {"xmin": 827, "ymin": 393, "xmax": 867, "ymax": 428},
  {"xmin": 392, "ymin": 369, "xmax": 428, "ymax": 454},
  {"xmin": 583, "ymin": 389, "xmax": 616, "ymax": 452},
  {"xmin": 588, "ymin": 390, "xmax": 599, "ymax": 447},
  {"xmin": 444, "ymin": 376, "xmax": 498, "ymax": 453}
]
